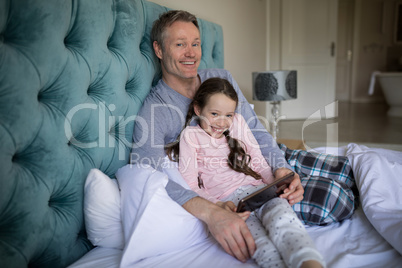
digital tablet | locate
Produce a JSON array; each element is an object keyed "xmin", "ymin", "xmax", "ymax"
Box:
[{"xmin": 236, "ymin": 172, "xmax": 295, "ymax": 213}]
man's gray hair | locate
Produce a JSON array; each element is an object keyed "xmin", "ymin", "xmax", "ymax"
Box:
[{"xmin": 151, "ymin": 10, "xmax": 199, "ymax": 50}]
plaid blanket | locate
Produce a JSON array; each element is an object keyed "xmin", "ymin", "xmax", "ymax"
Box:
[{"xmin": 279, "ymin": 144, "xmax": 356, "ymax": 226}]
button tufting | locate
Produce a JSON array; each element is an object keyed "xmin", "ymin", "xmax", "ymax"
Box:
[
  {"xmin": 63, "ymin": 36, "xmax": 69, "ymax": 47},
  {"xmin": 107, "ymin": 35, "xmax": 116, "ymax": 51},
  {"xmin": 48, "ymin": 198, "xmax": 54, "ymax": 207},
  {"xmin": 0, "ymin": 34, "xmax": 4, "ymax": 46},
  {"xmin": 63, "ymin": 35, "xmax": 76, "ymax": 52},
  {"xmin": 87, "ymin": 84, "xmax": 95, "ymax": 95}
]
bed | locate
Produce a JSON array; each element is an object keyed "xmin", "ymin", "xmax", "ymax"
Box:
[
  {"xmin": 67, "ymin": 143, "xmax": 402, "ymax": 268},
  {"xmin": 0, "ymin": 0, "xmax": 401, "ymax": 267}
]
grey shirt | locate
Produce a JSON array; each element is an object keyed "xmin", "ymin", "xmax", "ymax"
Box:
[{"xmin": 131, "ymin": 69, "xmax": 292, "ymax": 205}]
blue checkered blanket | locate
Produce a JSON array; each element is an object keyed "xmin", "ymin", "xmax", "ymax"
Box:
[{"xmin": 279, "ymin": 144, "xmax": 356, "ymax": 226}]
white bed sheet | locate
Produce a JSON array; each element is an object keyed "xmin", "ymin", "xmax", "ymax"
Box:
[
  {"xmin": 69, "ymin": 207, "xmax": 402, "ymax": 268},
  {"xmin": 69, "ymin": 144, "xmax": 402, "ymax": 268},
  {"xmin": 307, "ymin": 209, "xmax": 402, "ymax": 267}
]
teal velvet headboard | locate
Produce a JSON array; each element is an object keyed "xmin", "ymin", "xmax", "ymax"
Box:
[{"xmin": 0, "ymin": 0, "xmax": 223, "ymax": 267}]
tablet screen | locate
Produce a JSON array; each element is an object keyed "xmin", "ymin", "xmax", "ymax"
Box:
[{"xmin": 236, "ymin": 172, "xmax": 294, "ymax": 213}]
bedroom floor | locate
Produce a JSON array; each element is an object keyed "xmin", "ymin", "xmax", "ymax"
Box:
[{"xmin": 277, "ymin": 101, "xmax": 402, "ymax": 151}]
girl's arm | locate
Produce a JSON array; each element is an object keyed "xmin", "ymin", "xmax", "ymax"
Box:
[{"xmin": 178, "ymin": 129, "xmax": 220, "ymax": 203}]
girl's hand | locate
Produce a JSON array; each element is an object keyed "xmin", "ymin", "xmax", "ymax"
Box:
[
  {"xmin": 236, "ymin": 211, "xmax": 251, "ymax": 221},
  {"xmin": 274, "ymin": 168, "xmax": 304, "ymax": 205}
]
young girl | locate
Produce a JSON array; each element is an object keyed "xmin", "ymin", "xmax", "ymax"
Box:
[{"xmin": 166, "ymin": 78, "xmax": 325, "ymax": 268}]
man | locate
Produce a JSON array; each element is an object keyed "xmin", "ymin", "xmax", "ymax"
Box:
[{"xmin": 132, "ymin": 10, "xmax": 355, "ymax": 263}]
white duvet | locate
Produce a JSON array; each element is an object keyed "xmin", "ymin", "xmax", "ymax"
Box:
[
  {"xmin": 69, "ymin": 143, "xmax": 402, "ymax": 268},
  {"xmin": 344, "ymin": 144, "xmax": 402, "ymax": 255}
]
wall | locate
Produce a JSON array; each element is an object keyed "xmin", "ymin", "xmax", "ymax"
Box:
[
  {"xmin": 149, "ymin": 0, "xmax": 401, "ymax": 118},
  {"xmin": 351, "ymin": 0, "xmax": 398, "ymax": 102},
  {"xmin": 149, "ymin": 0, "xmax": 268, "ymax": 118}
]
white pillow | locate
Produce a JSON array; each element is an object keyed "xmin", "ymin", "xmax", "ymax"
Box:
[
  {"xmin": 84, "ymin": 169, "xmax": 124, "ymax": 249},
  {"xmin": 346, "ymin": 143, "xmax": 402, "ymax": 255},
  {"xmin": 116, "ymin": 164, "xmax": 209, "ymax": 266}
]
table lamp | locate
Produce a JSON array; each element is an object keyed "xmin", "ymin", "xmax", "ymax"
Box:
[{"xmin": 252, "ymin": 70, "xmax": 297, "ymax": 140}]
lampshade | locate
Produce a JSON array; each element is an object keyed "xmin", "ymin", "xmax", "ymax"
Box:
[{"xmin": 252, "ymin": 70, "xmax": 297, "ymax": 101}]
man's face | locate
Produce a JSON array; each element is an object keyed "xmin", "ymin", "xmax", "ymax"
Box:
[{"xmin": 154, "ymin": 21, "xmax": 201, "ymax": 83}]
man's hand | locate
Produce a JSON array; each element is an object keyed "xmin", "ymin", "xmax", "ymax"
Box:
[
  {"xmin": 275, "ymin": 168, "xmax": 304, "ymax": 205},
  {"xmin": 183, "ymin": 197, "xmax": 256, "ymax": 262}
]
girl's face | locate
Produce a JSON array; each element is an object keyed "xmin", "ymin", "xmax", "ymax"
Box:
[{"xmin": 194, "ymin": 93, "xmax": 237, "ymax": 138}]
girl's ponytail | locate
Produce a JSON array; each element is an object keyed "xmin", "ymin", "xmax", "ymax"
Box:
[{"xmin": 224, "ymin": 130, "xmax": 262, "ymax": 180}]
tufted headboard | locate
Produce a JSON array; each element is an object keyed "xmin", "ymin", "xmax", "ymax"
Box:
[{"xmin": 0, "ymin": 0, "xmax": 223, "ymax": 267}]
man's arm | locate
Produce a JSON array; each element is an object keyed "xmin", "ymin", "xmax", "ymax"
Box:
[{"xmin": 131, "ymin": 99, "xmax": 198, "ymax": 206}]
